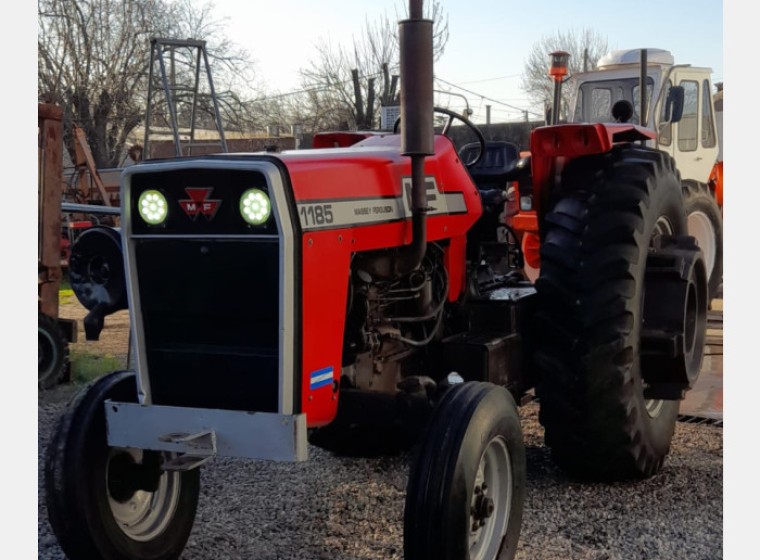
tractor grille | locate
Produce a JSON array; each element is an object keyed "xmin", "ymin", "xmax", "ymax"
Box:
[
  {"xmin": 128, "ymin": 164, "xmax": 292, "ymax": 412},
  {"xmin": 135, "ymin": 235, "xmax": 281, "ymax": 412}
]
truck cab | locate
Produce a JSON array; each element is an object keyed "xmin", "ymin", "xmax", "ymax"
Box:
[{"xmin": 567, "ymin": 48, "xmax": 720, "ymax": 184}]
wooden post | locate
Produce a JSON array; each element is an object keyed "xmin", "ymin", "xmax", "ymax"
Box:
[{"xmin": 38, "ymin": 103, "xmax": 64, "ymax": 319}]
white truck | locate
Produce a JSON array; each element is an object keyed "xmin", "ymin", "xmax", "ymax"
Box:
[{"xmin": 566, "ymin": 48, "xmax": 723, "ymax": 300}]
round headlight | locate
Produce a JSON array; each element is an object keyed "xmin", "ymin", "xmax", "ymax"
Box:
[
  {"xmin": 138, "ymin": 189, "xmax": 168, "ymax": 225},
  {"xmin": 240, "ymin": 188, "xmax": 271, "ymax": 225}
]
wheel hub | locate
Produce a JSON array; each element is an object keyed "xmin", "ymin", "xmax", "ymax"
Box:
[
  {"xmin": 641, "ymin": 235, "xmax": 708, "ymax": 400},
  {"xmin": 88, "ymin": 255, "xmax": 111, "ymax": 285},
  {"xmin": 468, "ymin": 436, "xmax": 512, "ymax": 560},
  {"xmin": 471, "ymin": 486, "xmax": 495, "ymax": 530},
  {"xmin": 107, "ymin": 448, "xmax": 181, "ymax": 542}
]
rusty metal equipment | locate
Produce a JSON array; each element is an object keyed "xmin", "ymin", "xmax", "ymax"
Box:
[
  {"xmin": 38, "ymin": 103, "xmax": 77, "ymax": 388},
  {"xmin": 73, "ymin": 127, "xmax": 114, "ymax": 207}
]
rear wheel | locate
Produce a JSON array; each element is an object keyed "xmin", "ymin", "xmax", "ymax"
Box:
[
  {"xmin": 682, "ymin": 179, "xmax": 723, "ymax": 301},
  {"xmin": 39, "ymin": 312, "xmax": 66, "ymax": 389},
  {"xmin": 45, "ymin": 370, "xmax": 200, "ymax": 559},
  {"xmin": 534, "ymin": 145, "xmax": 706, "ymax": 480},
  {"xmin": 404, "ymin": 381, "xmax": 525, "ymax": 559}
]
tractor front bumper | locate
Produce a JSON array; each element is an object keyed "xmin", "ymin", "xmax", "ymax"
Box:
[{"xmin": 106, "ymin": 401, "xmax": 309, "ymax": 469}]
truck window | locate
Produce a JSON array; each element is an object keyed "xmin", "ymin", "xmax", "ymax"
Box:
[
  {"xmin": 658, "ymin": 79, "xmax": 673, "ymax": 146},
  {"xmin": 631, "ymin": 83, "xmax": 653, "ymax": 126},
  {"xmin": 701, "ymin": 79, "xmax": 716, "ymax": 148},
  {"xmin": 678, "ymin": 80, "xmax": 699, "ymax": 151},
  {"xmin": 574, "ymin": 78, "xmax": 653, "ymax": 124},
  {"xmin": 573, "ymin": 82, "xmax": 614, "ymax": 122}
]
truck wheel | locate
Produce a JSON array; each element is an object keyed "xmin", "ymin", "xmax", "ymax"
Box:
[
  {"xmin": 39, "ymin": 312, "xmax": 66, "ymax": 389},
  {"xmin": 404, "ymin": 382, "xmax": 525, "ymax": 560},
  {"xmin": 45, "ymin": 370, "xmax": 200, "ymax": 560},
  {"xmin": 534, "ymin": 145, "xmax": 696, "ymax": 481},
  {"xmin": 683, "ymin": 179, "xmax": 723, "ymax": 301}
]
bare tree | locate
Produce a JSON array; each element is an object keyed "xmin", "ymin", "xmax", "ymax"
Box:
[
  {"xmin": 38, "ymin": 0, "xmax": 255, "ymax": 168},
  {"xmin": 521, "ymin": 29, "xmax": 609, "ymax": 121},
  {"xmin": 158, "ymin": 0, "xmax": 257, "ymax": 134},
  {"xmin": 298, "ymin": 1, "xmax": 449, "ymax": 131}
]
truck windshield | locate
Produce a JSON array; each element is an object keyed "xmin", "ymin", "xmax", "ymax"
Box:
[{"xmin": 573, "ymin": 77, "xmax": 654, "ymax": 125}]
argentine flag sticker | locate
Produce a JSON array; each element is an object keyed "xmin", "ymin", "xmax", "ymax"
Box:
[{"xmin": 310, "ymin": 367, "xmax": 334, "ymax": 391}]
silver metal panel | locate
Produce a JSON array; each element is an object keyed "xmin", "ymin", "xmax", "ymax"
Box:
[{"xmin": 105, "ymin": 401, "xmax": 309, "ymax": 462}]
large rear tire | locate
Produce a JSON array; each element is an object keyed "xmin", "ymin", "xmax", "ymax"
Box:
[
  {"xmin": 534, "ymin": 145, "xmax": 695, "ymax": 481},
  {"xmin": 45, "ymin": 370, "xmax": 200, "ymax": 559},
  {"xmin": 682, "ymin": 179, "xmax": 723, "ymax": 301},
  {"xmin": 404, "ymin": 382, "xmax": 525, "ymax": 560}
]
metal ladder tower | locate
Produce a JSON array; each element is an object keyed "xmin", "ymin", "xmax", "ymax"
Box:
[{"xmin": 144, "ymin": 38, "xmax": 228, "ymax": 159}]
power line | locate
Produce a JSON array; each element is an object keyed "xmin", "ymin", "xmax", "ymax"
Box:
[
  {"xmin": 194, "ymin": 69, "xmax": 545, "ymax": 124},
  {"xmin": 250, "ymin": 71, "xmax": 385, "ymax": 102},
  {"xmin": 434, "ymin": 76, "xmax": 543, "ymax": 118},
  {"xmin": 458, "ymin": 74, "xmax": 521, "ymax": 85}
]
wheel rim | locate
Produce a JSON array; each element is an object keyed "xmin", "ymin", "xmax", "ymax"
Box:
[
  {"xmin": 107, "ymin": 448, "xmax": 181, "ymax": 542},
  {"xmin": 687, "ymin": 210, "xmax": 716, "ymax": 279},
  {"xmin": 468, "ymin": 436, "xmax": 512, "ymax": 560}
]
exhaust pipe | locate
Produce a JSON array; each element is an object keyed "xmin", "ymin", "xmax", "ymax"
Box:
[{"xmin": 395, "ymin": 0, "xmax": 434, "ymax": 276}]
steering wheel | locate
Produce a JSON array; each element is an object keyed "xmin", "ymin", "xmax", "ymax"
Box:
[{"xmin": 394, "ymin": 106, "xmax": 486, "ymax": 168}]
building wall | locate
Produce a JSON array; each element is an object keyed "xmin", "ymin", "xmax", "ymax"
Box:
[{"xmin": 147, "ymin": 137, "xmax": 298, "ymax": 159}]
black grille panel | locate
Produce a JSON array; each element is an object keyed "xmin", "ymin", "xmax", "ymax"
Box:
[{"xmin": 136, "ymin": 238, "xmax": 281, "ymax": 411}]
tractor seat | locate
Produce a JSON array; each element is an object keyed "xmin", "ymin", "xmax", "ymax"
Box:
[{"xmin": 459, "ymin": 141, "xmax": 520, "ymax": 192}]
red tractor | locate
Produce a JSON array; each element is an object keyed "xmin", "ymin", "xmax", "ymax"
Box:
[{"xmin": 44, "ymin": 2, "xmax": 708, "ymax": 559}]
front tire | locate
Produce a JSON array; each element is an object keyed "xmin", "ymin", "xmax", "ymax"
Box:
[
  {"xmin": 404, "ymin": 382, "xmax": 525, "ymax": 560},
  {"xmin": 534, "ymin": 145, "xmax": 695, "ymax": 480},
  {"xmin": 45, "ymin": 370, "xmax": 200, "ymax": 559}
]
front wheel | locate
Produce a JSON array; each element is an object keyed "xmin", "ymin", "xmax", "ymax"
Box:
[
  {"xmin": 404, "ymin": 382, "xmax": 525, "ymax": 560},
  {"xmin": 45, "ymin": 370, "xmax": 200, "ymax": 559}
]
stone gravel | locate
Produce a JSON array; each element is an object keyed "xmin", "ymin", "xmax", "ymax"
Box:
[{"xmin": 38, "ymin": 383, "xmax": 722, "ymax": 560}]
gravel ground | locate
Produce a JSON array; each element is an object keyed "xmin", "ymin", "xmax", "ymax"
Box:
[{"xmin": 38, "ymin": 382, "xmax": 722, "ymax": 560}]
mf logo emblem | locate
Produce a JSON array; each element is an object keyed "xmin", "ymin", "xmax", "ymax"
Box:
[
  {"xmin": 179, "ymin": 188, "xmax": 221, "ymax": 220},
  {"xmin": 402, "ymin": 176, "xmax": 442, "ymax": 213}
]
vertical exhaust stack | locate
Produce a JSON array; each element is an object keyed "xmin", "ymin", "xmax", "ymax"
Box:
[
  {"xmin": 395, "ymin": 0, "xmax": 434, "ymax": 276},
  {"xmin": 640, "ymin": 48, "xmax": 648, "ymax": 127}
]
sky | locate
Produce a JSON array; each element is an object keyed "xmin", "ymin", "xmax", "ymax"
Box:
[{"xmin": 211, "ymin": 0, "xmax": 725, "ymax": 123}]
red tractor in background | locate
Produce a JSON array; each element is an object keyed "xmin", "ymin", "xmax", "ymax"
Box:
[{"xmin": 44, "ymin": 3, "xmax": 708, "ymax": 559}]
